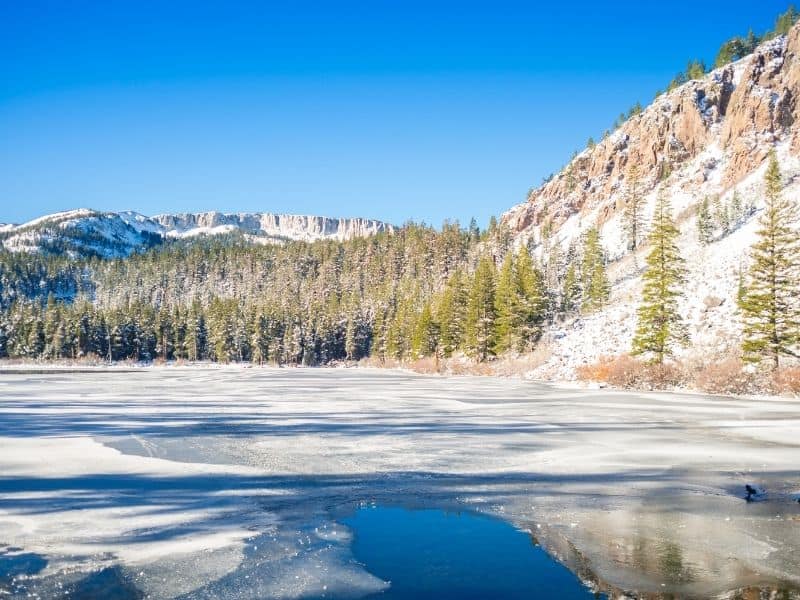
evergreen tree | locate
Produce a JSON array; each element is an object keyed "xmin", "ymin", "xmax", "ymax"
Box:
[
  {"xmin": 493, "ymin": 253, "xmax": 519, "ymax": 354},
  {"xmin": 696, "ymin": 196, "xmax": 714, "ymax": 245},
  {"xmin": 713, "ymin": 194, "xmax": 730, "ymax": 235},
  {"xmin": 580, "ymin": 227, "xmax": 610, "ymax": 312},
  {"xmin": 740, "ymin": 150, "xmax": 800, "ymax": 368},
  {"xmin": 561, "ymin": 262, "xmax": 581, "ymax": 313},
  {"xmin": 464, "ymin": 257, "xmax": 496, "ymax": 361},
  {"xmin": 686, "ymin": 59, "xmax": 706, "ymax": 80},
  {"xmin": 436, "ymin": 269, "xmax": 468, "ymax": 357},
  {"xmin": 631, "ymin": 191, "xmax": 688, "ymax": 364},
  {"xmin": 410, "ymin": 303, "xmax": 438, "ymax": 358},
  {"xmin": 514, "ymin": 249, "xmax": 547, "ymax": 350},
  {"xmin": 624, "ymin": 165, "xmax": 644, "ymax": 251},
  {"xmin": 774, "ymin": 5, "xmax": 799, "ymax": 36},
  {"xmin": 730, "ymin": 188, "xmax": 744, "ymax": 228}
]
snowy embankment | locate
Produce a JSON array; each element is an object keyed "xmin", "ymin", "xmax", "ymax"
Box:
[
  {"xmin": 0, "ymin": 368, "xmax": 798, "ymax": 598},
  {"xmin": 530, "ymin": 140, "xmax": 800, "ymax": 381}
]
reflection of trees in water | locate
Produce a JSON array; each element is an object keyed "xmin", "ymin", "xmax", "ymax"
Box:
[
  {"xmin": 526, "ymin": 523, "xmax": 799, "ymax": 599},
  {"xmin": 658, "ymin": 541, "xmax": 693, "ymax": 585}
]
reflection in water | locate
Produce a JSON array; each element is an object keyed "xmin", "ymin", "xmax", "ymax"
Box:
[
  {"xmin": 526, "ymin": 513, "xmax": 800, "ymax": 599},
  {"xmin": 658, "ymin": 542, "xmax": 693, "ymax": 585}
]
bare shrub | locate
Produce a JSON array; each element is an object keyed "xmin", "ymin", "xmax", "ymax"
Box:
[
  {"xmin": 447, "ymin": 359, "xmax": 493, "ymax": 376},
  {"xmin": 358, "ymin": 356, "xmax": 402, "ymax": 369},
  {"xmin": 773, "ymin": 366, "xmax": 800, "ymax": 395},
  {"xmin": 576, "ymin": 354, "xmax": 685, "ymax": 390},
  {"xmin": 694, "ymin": 356, "xmax": 758, "ymax": 395},
  {"xmin": 493, "ymin": 346, "xmax": 551, "ymax": 378},
  {"xmin": 407, "ymin": 357, "xmax": 443, "ymax": 375}
]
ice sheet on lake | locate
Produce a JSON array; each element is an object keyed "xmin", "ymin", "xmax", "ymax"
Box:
[{"xmin": 0, "ymin": 367, "xmax": 798, "ymax": 598}]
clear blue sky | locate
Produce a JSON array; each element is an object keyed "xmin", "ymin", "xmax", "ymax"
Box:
[{"xmin": 0, "ymin": 1, "xmax": 791, "ymax": 227}]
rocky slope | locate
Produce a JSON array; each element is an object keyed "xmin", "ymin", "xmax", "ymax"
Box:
[
  {"xmin": 502, "ymin": 24, "xmax": 800, "ymax": 378},
  {"xmin": 0, "ymin": 209, "xmax": 393, "ymax": 258}
]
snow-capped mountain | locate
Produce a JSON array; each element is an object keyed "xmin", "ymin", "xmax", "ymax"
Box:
[
  {"xmin": 502, "ymin": 24, "xmax": 800, "ymax": 378},
  {"xmin": 0, "ymin": 209, "xmax": 393, "ymax": 258}
]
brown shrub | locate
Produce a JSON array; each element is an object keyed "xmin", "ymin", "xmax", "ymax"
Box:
[
  {"xmin": 407, "ymin": 356, "xmax": 443, "ymax": 375},
  {"xmin": 447, "ymin": 359, "xmax": 494, "ymax": 376},
  {"xmin": 773, "ymin": 366, "xmax": 800, "ymax": 395},
  {"xmin": 492, "ymin": 346, "xmax": 551, "ymax": 378},
  {"xmin": 694, "ymin": 356, "xmax": 759, "ymax": 395},
  {"xmin": 576, "ymin": 354, "xmax": 685, "ymax": 390}
]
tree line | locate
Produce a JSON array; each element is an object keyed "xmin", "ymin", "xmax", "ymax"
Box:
[
  {"xmin": 0, "ymin": 153, "xmax": 796, "ymax": 371},
  {"xmin": 0, "ymin": 214, "xmax": 618, "ymax": 365}
]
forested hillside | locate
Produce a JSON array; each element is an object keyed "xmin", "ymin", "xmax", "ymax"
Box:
[
  {"xmin": 2, "ymin": 9, "xmax": 800, "ymax": 392},
  {"xmin": 0, "ymin": 223, "xmax": 508, "ymax": 364}
]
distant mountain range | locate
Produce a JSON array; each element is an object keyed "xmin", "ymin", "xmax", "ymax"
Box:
[{"xmin": 0, "ymin": 209, "xmax": 393, "ymax": 258}]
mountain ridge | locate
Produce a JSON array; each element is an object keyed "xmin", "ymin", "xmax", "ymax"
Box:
[{"xmin": 0, "ymin": 208, "xmax": 394, "ymax": 258}]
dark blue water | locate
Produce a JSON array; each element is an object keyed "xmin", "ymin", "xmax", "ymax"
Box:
[{"xmin": 343, "ymin": 507, "xmax": 600, "ymax": 599}]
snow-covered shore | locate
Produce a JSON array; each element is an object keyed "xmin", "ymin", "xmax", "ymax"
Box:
[{"xmin": 0, "ymin": 368, "xmax": 798, "ymax": 598}]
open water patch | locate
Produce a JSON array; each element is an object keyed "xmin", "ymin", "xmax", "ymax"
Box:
[{"xmin": 342, "ymin": 506, "xmax": 601, "ymax": 599}]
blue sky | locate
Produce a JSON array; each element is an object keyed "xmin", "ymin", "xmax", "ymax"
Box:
[{"xmin": 0, "ymin": 1, "xmax": 791, "ymax": 227}]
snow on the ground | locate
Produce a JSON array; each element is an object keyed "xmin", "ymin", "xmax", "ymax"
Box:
[
  {"xmin": 0, "ymin": 367, "xmax": 797, "ymax": 598},
  {"xmin": 532, "ymin": 139, "xmax": 800, "ymax": 380}
]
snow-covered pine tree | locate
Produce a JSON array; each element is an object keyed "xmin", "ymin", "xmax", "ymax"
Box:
[
  {"xmin": 740, "ymin": 149, "xmax": 800, "ymax": 369},
  {"xmin": 696, "ymin": 196, "xmax": 713, "ymax": 244},
  {"xmin": 631, "ymin": 190, "xmax": 688, "ymax": 364}
]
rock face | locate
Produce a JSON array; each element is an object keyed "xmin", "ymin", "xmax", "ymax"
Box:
[
  {"xmin": 0, "ymin": 209, "xmax": 393, "ymax": 258},
  {"xmin": 150, "ymin": 212, "xmax": 390, "ymax": 242},
  {"xmin": 500, "ymin": 25, "xmax": 800, "ymax": 379},
  {"xmin": 503, "ymin": 29, "xmax": 800, "ymax": 242}
]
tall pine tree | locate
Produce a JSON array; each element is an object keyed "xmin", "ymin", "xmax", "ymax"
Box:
[
  {"xmin": 624, "ymin": 165, "xmax": 644, "ymax": 252},
  {"xmin": 580, "ymin": 227, "xmax": 610, "ymax": 312},
  {"xmin": 739, "ymin": 150, "xmax": 800, "ymax": 368},
  {"xmin": 465, "ymin": 257, "xmax": 496, "ymax": 361},
  {"xmin": 631, "ymin": 191, "xmax": 688, "ymax": 364}
]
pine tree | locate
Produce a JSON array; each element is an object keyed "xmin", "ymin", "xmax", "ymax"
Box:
[
  {"xmin": 774, "ymin": 5, "xmax": 799, "ymax": 36},
  {"xmin": 631, "ymin": 191, "xmax": 688, "ymax": 364},
  {"xmin": 730, "ymin": 188, "xmax": 743, "ymax": 228},
  {"xmin": 436, "ymin": 270, "xmax": 468, "ymax": 357},
  {"xmin": 739, "ymin": 150, "xmax": 800, "ymax": 368},
  {"xmin": 696, "ymin": 196, "xmax": 714, "ymax": 245},
  {"xmin": 713, "ymin": 194, "xmax": 730, "ymax": 235},
  {"xmin": 515, "ymin": 249, "xmax": 547, "ymax": 350},
  {"xmin": 580, "ymin": 227, "xmax": 610, "ymax": 312},
  {"xmin": 410, "ymin": 303, "xmax": 438, "ymax": 358},
  {"xmin": 493, "ymin": 253, "xmax": 518, "ymax": 354},
  {"xmin": 561, "ymin": 262, "xmax": 581, "ymax": 313},
  {"xmin": 624, "ymin": 165, "xmax": 644, "ymax": 251},
  {"xmin": 465, "ymin": 257, "xmax": 496, "ymax": 361}
]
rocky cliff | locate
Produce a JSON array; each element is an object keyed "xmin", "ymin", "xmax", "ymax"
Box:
[
  {"xmin": 150, "ymin": 211, "xmax": 390, "ymax": 242},
  {"xmin": 502, "ymin": 24, "xmax": 800, "ymax": 378}
]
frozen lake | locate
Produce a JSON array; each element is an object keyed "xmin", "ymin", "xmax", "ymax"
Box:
[{"xmin": 0, "ymin": 367, "xmax": 798, "ymax": 598}]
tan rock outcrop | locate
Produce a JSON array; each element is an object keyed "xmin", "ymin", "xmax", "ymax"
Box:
[{"xmin": 503, "ymin": 24, "xmax": 800, "ymax": 241}]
